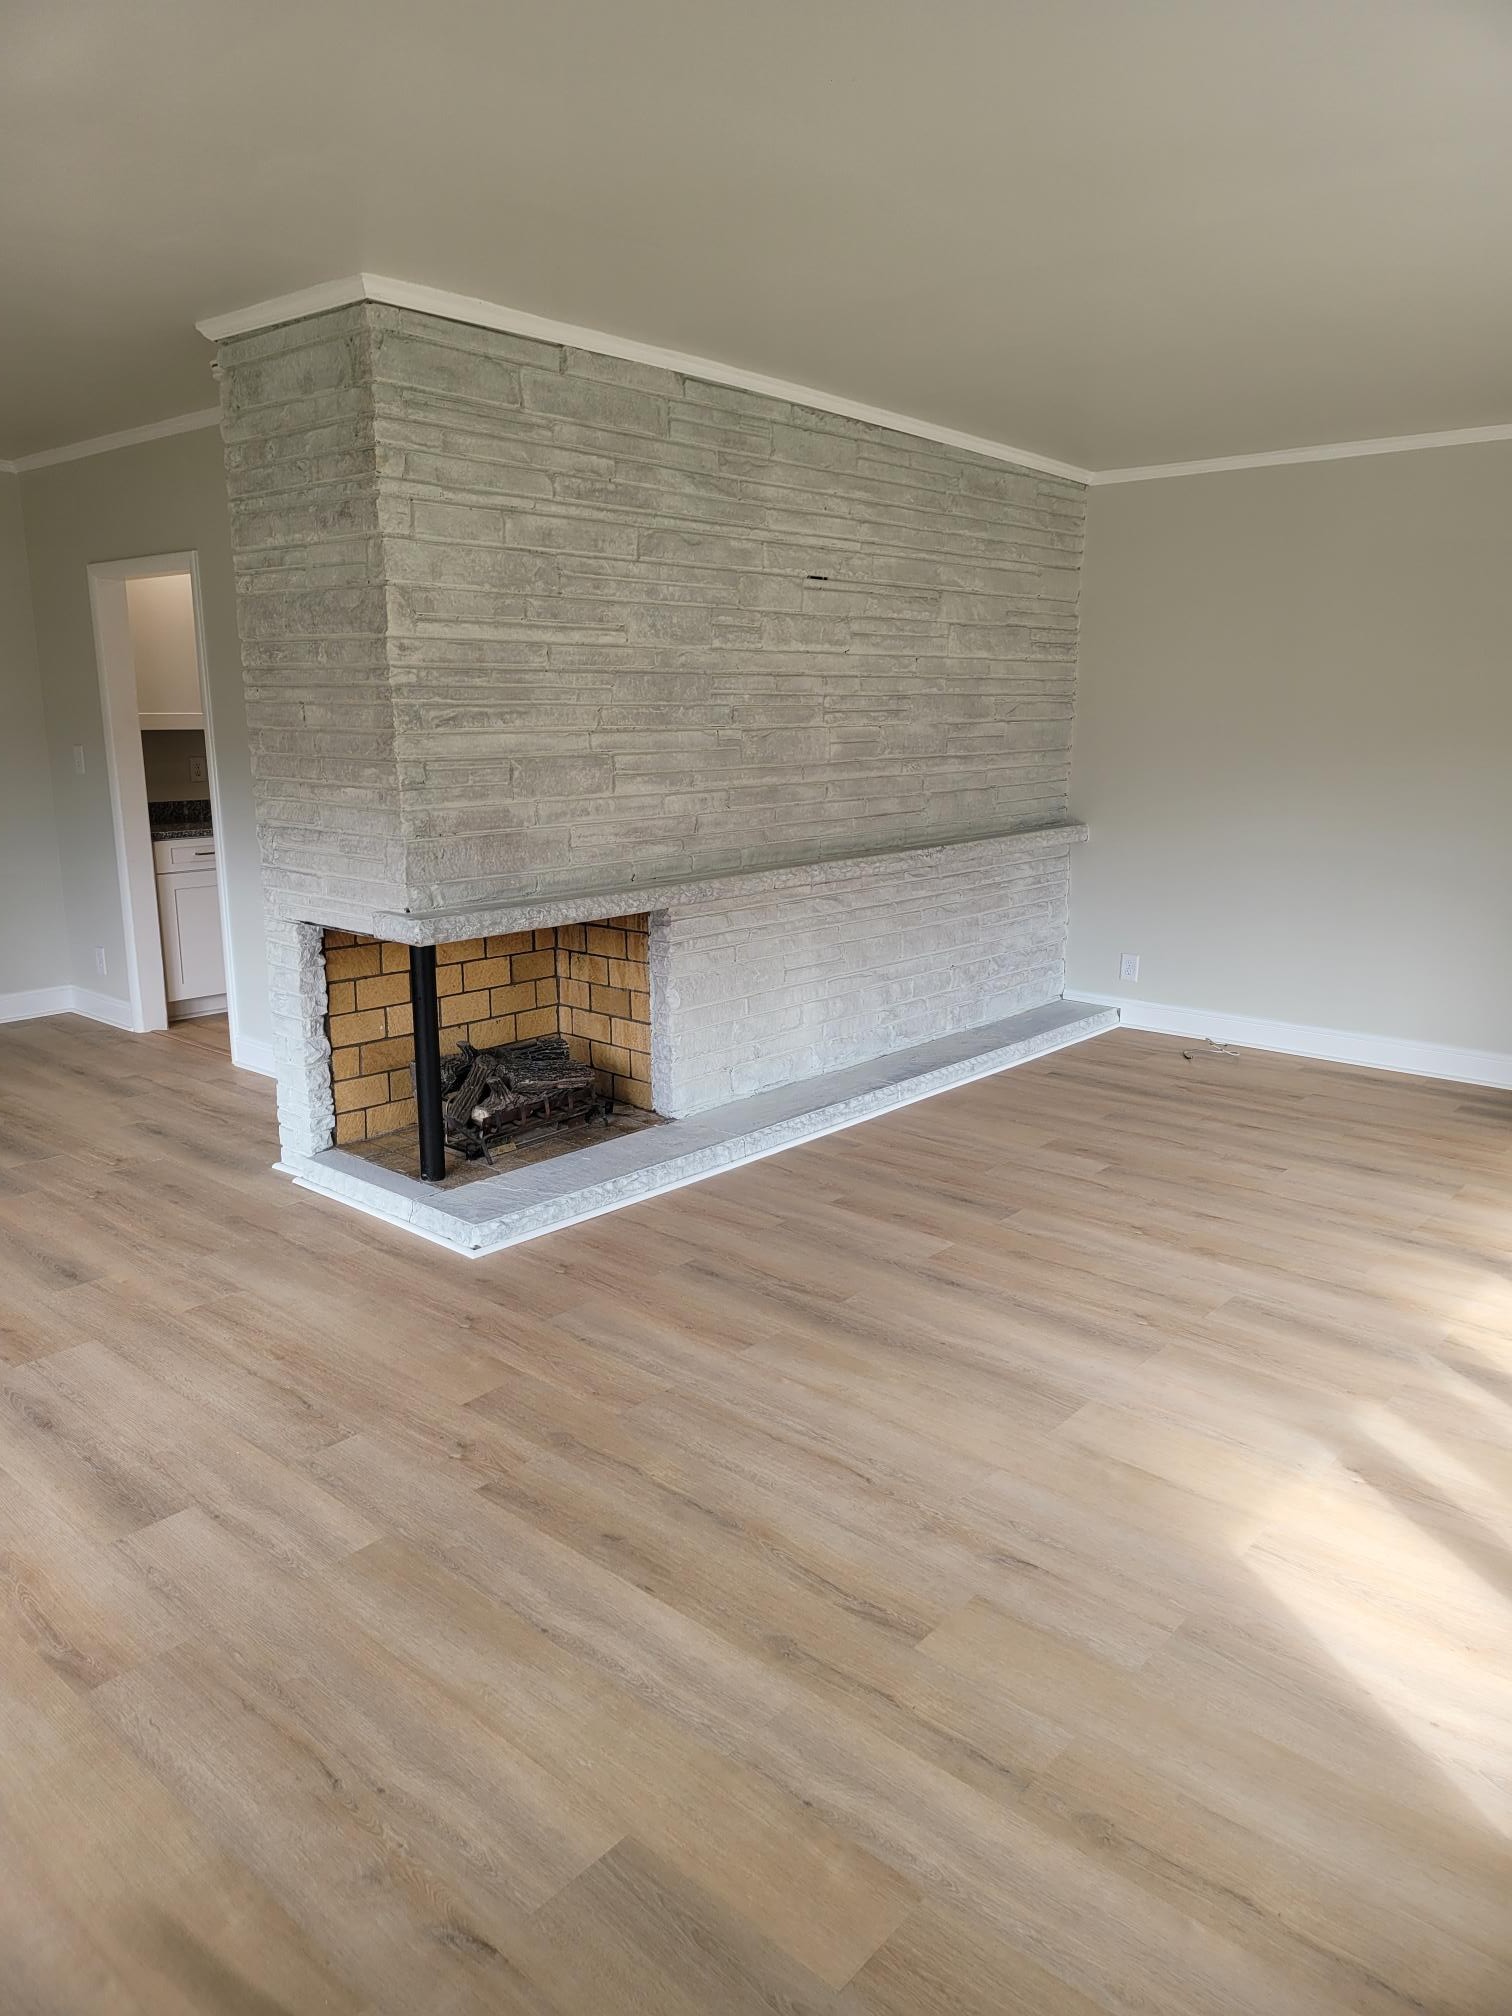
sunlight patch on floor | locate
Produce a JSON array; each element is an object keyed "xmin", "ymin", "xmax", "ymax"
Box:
[{"xmin": 1247, "ymin": 1439, "xmax": 1512, "ymax": 1836}]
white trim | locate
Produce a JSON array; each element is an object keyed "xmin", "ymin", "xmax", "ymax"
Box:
[
  {"xmin": 9, "ymin": 277, "xmax": 1507, "ymax": 483},
  {"xmin": 1066, "ymin": 992, "xmax": 1512, "ymax": 1090},
  {"xmin": 0, "ymin": 986, "xmax": 134, "ymax": 1029},
  {"xmin": 0, "ymin": 986, "xmax": 76, "ymax": 1023},
  {"xmin": 0, "ymin": 985, "xmax": 268, "ymax": 1055},
  {"xmin": 70, "ymin": 987, "xmax": 135, "ymax": 1030},
  {"xmin": 196, "ymin": 272, "xmax": 1091, "ymax": 484},
  {"xmin": 88, "ymin": 564, "xmax": 169, "ymax": 1036},
  {"xmin": 139, "ymin": 709, "xmax": 204, "ymax": 731},
  {"xmin": 182, "ymin": 551, "xmax": 248, "ymax": 1070},
  {"xmin": 86, "ymin": 553, "xmax": 247, "ymax": 1067},
  {"xmin": 10, "ymin": 408, "xmax": 220, "ymax": 474},
  {"xmin": 1089, "ymin": 422, "xmax": 1512, "ymax": 486},
  {"xmin": 168, "ymin": 993, "xmax": 228, "ymax": 1020},
  {"xmin": 195, "ymin": 274, "xmax": 377, "ymax": 342},
  {"xmin": 8, "ymin": 277, "xmax": 1509, "ymax": 483},
  {"xmin": 231, "ymin": 1034, "xmax": 276, "ymax": 1078}
]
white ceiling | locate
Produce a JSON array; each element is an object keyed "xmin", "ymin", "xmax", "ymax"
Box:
[{"xmin": 3, "ymin": 0, "xmax": 1509, "ymax": 467}]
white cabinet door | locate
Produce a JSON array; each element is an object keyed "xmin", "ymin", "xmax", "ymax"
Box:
[{"xmin": 157, "ymin": 868, "xmax": 225, "ymax": 1002}]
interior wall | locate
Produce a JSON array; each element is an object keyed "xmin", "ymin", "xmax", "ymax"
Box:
[
  {"xmin": 125, "ymin": 571, "xmax": 201, "ymax": 718},
  {"xmin": 0, "ymin": 471, "xmax": 69, "ymax": 1001},
  {"xmin": 19, "ymin": 427, "xmax": 272, "ymax": 1060},
  {"xmin": 1068, "ymin": 441, "xmax": 1512, "ymax": 1062},
  {"xmin": 141, "ymin": 728, "xmax": 208, "ymax": 801}
]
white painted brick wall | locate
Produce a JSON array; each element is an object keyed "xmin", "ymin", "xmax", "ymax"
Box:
[
  {"xmin": 217, "ymin": 303, "xmax": 1087, "ymax": 1159},
  {"xmin": 651, "ymin": 837, "xmax": 1073, "ymax": 1115},
  {"xmin": 217, "ymin": 301, "xmax": 1085, "ymax": 921}
]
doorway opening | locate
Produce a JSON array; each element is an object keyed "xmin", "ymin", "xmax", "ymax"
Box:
[{"xmin": 87, "ymin": 553, "xmax": 241, "ymax": 1060}]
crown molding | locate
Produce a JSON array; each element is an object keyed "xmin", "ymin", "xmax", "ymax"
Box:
[
  {"xmin": 1089, "ymin": 420, "xmax": 1512, "ymax": 485},
  {"xmin": 195, "ymin": 274, "xmax": 373, "ymax": 343},
  {"xmin": 9, "ymin": 276, "xmax": 1509, "ymax": 483},
  {"xmin": 7, "ymin": 407, "xmax": 221, "ymax": 474},
  {"xmin": 196, "ymin": 272, "xmax": 1094, "ymax": 484}
]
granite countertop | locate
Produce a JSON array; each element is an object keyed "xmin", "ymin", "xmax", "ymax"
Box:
[{"xmin": 149, "ymin": 798, "xmax": 213, "ymax": 842}]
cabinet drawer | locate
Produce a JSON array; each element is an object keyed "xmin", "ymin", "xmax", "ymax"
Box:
[{"xmin": 153, "ymin": 836, "xmax": 217, "ymax": 872}]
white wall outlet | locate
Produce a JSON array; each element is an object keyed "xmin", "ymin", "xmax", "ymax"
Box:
[
  {"xmin": 72, "ymin": 744, "xmax": 86, "ymax": 775},
  {"xmin": 94, "ymin": 946, "xmax": 108, "ymax": 977},
  {"xmin": 189, "ymin": 756, "xmax": 207, "ymax": 783},
  {"xmin": 1119, "ymin": 952, "xmax": 1141, "ymax": 982}
]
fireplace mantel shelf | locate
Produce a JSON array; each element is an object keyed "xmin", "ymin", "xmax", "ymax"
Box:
[{"xmin": 291, "ymin": 819, "xmax": 1088, "ymax": 943}]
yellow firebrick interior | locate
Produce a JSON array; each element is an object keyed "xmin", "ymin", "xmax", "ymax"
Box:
[{"xmin": 323, "ymin": 915, "xmax": 652, "ymax": 1145}]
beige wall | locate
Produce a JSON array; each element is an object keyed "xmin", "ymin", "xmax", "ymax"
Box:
[
  {"xmin": 141, "ymin": 727, "xmax": 208, "ymax": 800},
  {"xmin": 125, "ymin": 570, "xmax": 201, "ymax": 719},
  {"xmin": 0, "ymin": 472, "xmax": 70, "ymax": 999},
  {"xmin": 19, "ymin": 427, "xmax": 272, "ymax": 1055},
  {"xmin": 1068, "ymin": 441, "xmax": 1512, "ymax": 1061}
]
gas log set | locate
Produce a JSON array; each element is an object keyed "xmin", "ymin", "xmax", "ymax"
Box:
[{"xmin": 441, "ymin": 1035, "xmax": 613, "ymax": 1163}]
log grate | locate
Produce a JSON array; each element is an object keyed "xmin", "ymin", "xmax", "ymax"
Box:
[{"xmin": 440, "ymin": 1035, "xmax": 614, "ymax": 1164}]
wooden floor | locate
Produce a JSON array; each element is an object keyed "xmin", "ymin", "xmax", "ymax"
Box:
[
  {"xmin": 163, "ymin": 1011, "xmax": 232, "ymax": 1059},
  {"xmin": 1, "ymin": 1014, "xmax": 1509, "ymax": 2014}
]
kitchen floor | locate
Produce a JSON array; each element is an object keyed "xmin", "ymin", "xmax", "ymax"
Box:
[{"xmin": 164, "ymin": 1012, "xmax": 231, "ymax": 1057}]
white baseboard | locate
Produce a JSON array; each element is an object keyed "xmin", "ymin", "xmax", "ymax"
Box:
[
  {"xmin": 169, "ymin": 993, "xmax": 227, "ymax": 1020},
  {"xmin": 0, "ymin": 985, "xmax": 137, "ymax": 1030},
  {"xmin": 69, "ymin": 987, "xmax": 136, "ymax": 1030},
  {"xmin": 1, "ymin": 984, "xmax": 278, "ymax": 1077},
  {"xmin": 231, "ymin": 1034, "xmax": 276, "ymax": 1078},
  {"xmin": 1067, "ymin": 991, "xmax": 1512, "ymax": 1090},
  {"xmin": 0, "ymin": 986, "xmax": 76, "ymax": 1023}
]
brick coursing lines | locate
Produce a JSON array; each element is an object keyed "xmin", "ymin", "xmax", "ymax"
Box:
[
  {"xmin": 323, "ymin": 916, "xmax": 652, "ymax": 1144},
  {"xmin": 652, "ymin": 845, "xmax": 1075, "ymax": 1115},
  {"xmin": 218, "ymin": 302, "xmax": 1083, "ymax": 921},
  {"xmin": 221, "ymin": 308, "xmax": 405, "ymax": 914}
]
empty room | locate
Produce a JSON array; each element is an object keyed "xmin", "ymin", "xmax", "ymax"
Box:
[{"xmin": 1, "ymin": 3, "xmax": 1509, "ymax": 2010}]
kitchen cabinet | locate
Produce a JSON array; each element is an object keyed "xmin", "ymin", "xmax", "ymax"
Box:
[{"xmin": 154, "ymin": 836, "xmax": 225, "ymax": 1005}]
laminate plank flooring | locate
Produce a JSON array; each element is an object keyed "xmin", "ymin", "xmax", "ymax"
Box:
[{"xmin": 1, "ymin": 1010, "xmax": 1509, "ymax": 2012}]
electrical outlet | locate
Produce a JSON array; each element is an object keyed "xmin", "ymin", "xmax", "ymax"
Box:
[
  {"xmin": 72, "ymin": 745, "xmax": 86, "ymax": 775},
  {"xmin": 1119, "ymin": 952, "xmax": 1141, "ymax": 983},
  {"xmin": 189, "ymin": 756, "xmax": 207, "ymax": 783},
  {"xmin": 94, "ymin": 947, "xmax": 108, "ymax": 977}
]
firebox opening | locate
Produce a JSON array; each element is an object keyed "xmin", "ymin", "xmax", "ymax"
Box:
[{"xmin": 322, "ymin": 915, "xmax": 660, "ymax": 1184}]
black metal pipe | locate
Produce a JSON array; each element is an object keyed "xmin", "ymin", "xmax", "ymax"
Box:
[{"xmin": 409, "ymin": 945, "xmax": 446, "ymax": 1181}]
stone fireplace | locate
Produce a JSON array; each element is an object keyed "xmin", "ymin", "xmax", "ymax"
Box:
[{"xmin": 213, "ymin": 288, "xmax": 1111, "ymax": 1249}]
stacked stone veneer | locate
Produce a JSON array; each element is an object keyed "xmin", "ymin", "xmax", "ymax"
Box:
[
  {"xmin": 324, "ymin": 916, "xmax": 652, "ymax": 1143},
  {"xmin": 218, "ymin": 300, "xmax": 1083, "ymax": 918},
  {"xmin": 653, "ymin": 836, "xmax": 1072, "ymax": 1115},
  {"xmin": 215, "ymin": 297, "xmax": 1087, "ymax": 1166}
]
